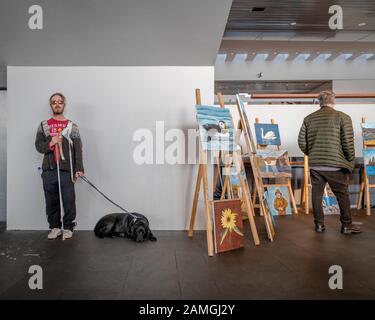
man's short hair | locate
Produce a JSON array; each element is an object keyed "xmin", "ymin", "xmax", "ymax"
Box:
[
  {"xmin": 318, "ymin": 90, "xmax": 335, "ymax": 107},
  {"xmin": 49, "ymin": 92, "xmax": 66, "ymax": 106}
]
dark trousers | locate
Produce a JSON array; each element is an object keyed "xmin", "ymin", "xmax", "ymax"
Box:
[
  {"xmin": 310, "ymin": 169, "xmax": 352, "ymax": 227},
  {"xmin": 42, "ymin": 169, "xmax": 76, "ymax": 231}
]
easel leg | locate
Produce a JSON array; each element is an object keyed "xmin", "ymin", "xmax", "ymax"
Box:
[
  {"xmin": 188, "ymin": 164, "xmax": 203, "ymax": 237},
  {"xmin": 288, "ymin": 179, "xmax": 298, "ymax": 214},
  {"xmin": 252, "ymin": 180, "xmax": 257, "ymax": 206},
  {"xmin": 201, "ymin": 159, "xmax": 214, "ymax": 256},
  {"xmin": 365, "ymin": 178, "xmax": 371, "ymax": 216},
  {"xmin": 357, "ymin": 182, "xmax": 364, "ymax": 209},
  {"xmin": 303, "ymin": 155, "xmax": 310, "ymax": 214},
  {"xmin": 233, "ymin": 151, "xmax": 260, "ymax": 245}
]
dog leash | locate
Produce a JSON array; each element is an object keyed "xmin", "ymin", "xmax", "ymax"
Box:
[{"xmin": 80, "ymin": 176, "xmax": 138, "ymax": 219}]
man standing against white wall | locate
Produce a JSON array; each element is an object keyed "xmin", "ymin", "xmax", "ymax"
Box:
[
  {"xmin": 35, "ymin": 93, "xmax": 84, "ymax": 239},
  {"xmin": 298, "ymin": 90, "xmax": 361, "ymax": 235}
]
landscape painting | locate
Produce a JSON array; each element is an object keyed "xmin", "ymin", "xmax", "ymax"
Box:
[
  {"xmin": 265, "ymin": 186, "xmax": 292, "ymax": 216},
  {"xmin": 322, "ymin": 184, "xmax": 340, "ymax": 215},
  {"xmin": 362, "ymin": 123, "xmax": 375, "ymax": 146},
  {"xmin": 255, "ymin": 149, "xmax": 292, "ymax": 178},
  {"xmin": 364, "ymin": 149, "xmax": 375, "ymax": 176},
  {"xmin": 213, "ymin": 199, "xmax": 244, "ymax": 254},
  {"xmin": 196, "ymin": 105, "xmax": 235, "ymax": 151},
  {"xmin": 254, "ymin": 123, "xmax": 281, "ymax": 146}
]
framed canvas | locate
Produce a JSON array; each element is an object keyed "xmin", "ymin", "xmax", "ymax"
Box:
[
  {"xmin": 322, "ymin": 184, "xmax": 340, "ymax": 215},
  {"xmin": 363, "ymin": 149, "xmax": 375, "ymax": 176},
  {"xmin": 255, "ymin": 149, "xmax": 292, "ymax": 178},
  {"xmin": 361, "ymin": 123, "xmax": 375, "ymax": 146},
  {"xmin": 265, "ymin": 186, "xmax": 292, "ymax": 216},
  {"xmin": 235, "ymin": 95, "xmax": 257, "ymax": 153},
  {"xmin": 196, "ymin": 105, "xmax": 236, "ymax": 152},
  {"xmin": 254, "ymin": 123, "xmax": 281, "ymax": 146},
  {"xmin": 213, "ymin": 199, "xmax": 244, "ymax": 254}
]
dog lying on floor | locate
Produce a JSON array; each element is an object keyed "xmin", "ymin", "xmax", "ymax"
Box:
[{"xmin": 94, "ymin": 212, "xmax": 157, "ymax": 242}]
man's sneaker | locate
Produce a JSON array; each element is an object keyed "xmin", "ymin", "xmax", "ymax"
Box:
[
  {"xmin": 48, "ymin": 228, "xmax": 62, "ymax": 240},
  {"xmin": 341, "ymin": 224, "xmax": 362, "ymax": 234},
  {"xmin": 62, "ymin": 229, "xmax": 73, "ymax": 240},
  {"xmin": 315, "ymin": 224, "xmax": 325, "ymax": 233}
]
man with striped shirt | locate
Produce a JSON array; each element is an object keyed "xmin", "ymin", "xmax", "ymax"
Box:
[{"xmin": 298, "ymin": 90, "xmax": 361, "ymax": 234}]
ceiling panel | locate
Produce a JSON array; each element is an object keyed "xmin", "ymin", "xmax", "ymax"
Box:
[{"xmin": 225, "ymin": 0, "xmax": 375, "ymax": 41}]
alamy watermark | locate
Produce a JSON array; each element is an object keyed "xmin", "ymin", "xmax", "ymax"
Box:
[
  {"xmin": 132, "ymin": 121, "xmax": 240, "ymax": 166},
  {"xmin": 28, "ymin": 265, "xmax": 43, "ymax": 290},
  {"xmin": 328, "ymin": 265, "xmax": 343, "ymax": 290}
]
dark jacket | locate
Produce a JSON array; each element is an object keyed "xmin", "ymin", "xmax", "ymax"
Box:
[
  {"xmin": 35, "ymin": 120, "xmax": 84, "ymax": 174},
  {"xmin": 298, "ymin": 106, "xmax": 355, "ymax": 172}
]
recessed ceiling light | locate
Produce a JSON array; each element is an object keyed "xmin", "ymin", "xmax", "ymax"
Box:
[
  {"xmin": 358, "ymin": 22, "xmax": 366, "ymax": 27},
  {"xmin": 290, "ymin": 22, "xmax": 297, "ymax": 26}
]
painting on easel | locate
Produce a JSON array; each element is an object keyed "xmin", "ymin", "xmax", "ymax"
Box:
[
  {"xmin": 364, "ymin": 149, "xmax": 375, "ymax": 176},
  {"xmin": 361, "ymin": 123, "xmax": 375, "ymax": 146},
  {"xmin": 322, "ymin": 184, "xmax": 340, "ymax": 215},
  {"xmin": 228, "ymin": 167, "xmax": 241, "ymax": 198},
  {"xmin": 265, "ymin": 186, "xmax": 292, "ymax": 216},
  {"xmin": 213, "ymin": 199, "xmax": 244, "ymax": 254},
  {"xmin": 255, "ymin": 149, "xmax": 292, "ymax": 178},
  {"xmin": 196, "ymin": 105, "xmax": 236, "ymax": 151},
  {"xmin": 254, "ymin": 123, "xmax": 281, "ymax": 146}
]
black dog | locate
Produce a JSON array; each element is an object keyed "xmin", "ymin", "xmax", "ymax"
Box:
[{"xmin": 94, "ymin": 212, "xmax": 157, "ymax": 242}]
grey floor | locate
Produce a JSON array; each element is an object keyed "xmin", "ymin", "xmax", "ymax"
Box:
[{"xmin": 0, "ymin": 210, "xmax": 375, "ymax": 300}]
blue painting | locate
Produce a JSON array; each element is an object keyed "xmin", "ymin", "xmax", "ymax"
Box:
[
  {"xmin": 254, "ymin": 123, "xmax": 281, "ymax": 146},
  {"xmin": 364, "ymin": 149, "xmax": 375, "ymax": 176},
  {"xmin": 196, "ymin": 105, "xmax": 236, "ymax": 151},
  {"xmin": 361, "ymin": 123, "xmax": 375, "ymax": 146},
  {"xmin": 322, "ymin": 184, "xmax": 340, "ymax": 215},
  {"xmin": 265, "ymin": 186, "xmax": 292, "ymax": 216}
]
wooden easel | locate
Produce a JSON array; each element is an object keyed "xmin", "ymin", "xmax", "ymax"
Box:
[
  {"xmin": 217, "ymin": 92, "xmax": 254, "ymax": 217},
  {"xmin": 235, "ymin": 93, "xmax": 275, "ymax": 241},
  {"xmin": 188, "ymin": 89, "xmax": 260, "ymax": 257},
  {"xmin": 301, "ymin": 155, "xmax": 311, "ymax": 214},
  {"xmin": 357, "ymin": 117, "xmax": 373, "ymax": 216},
  {"xmin": 254, "ymin": 118, "xmax": 298, "ymax": 214}
]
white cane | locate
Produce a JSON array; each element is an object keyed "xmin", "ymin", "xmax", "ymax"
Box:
[{"xmin": 56, "ymin": 128, "xmax": 66, "ymax": 240}]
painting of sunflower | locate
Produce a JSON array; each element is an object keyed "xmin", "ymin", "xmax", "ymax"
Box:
[{"xmin": 213, "ymin": 199, "xmax": 244, "ymax": 254}]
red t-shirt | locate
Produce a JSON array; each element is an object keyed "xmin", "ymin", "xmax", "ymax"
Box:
[{"xmin": 47, "ymin": 118, "xmax": 69, "ymax": 162}]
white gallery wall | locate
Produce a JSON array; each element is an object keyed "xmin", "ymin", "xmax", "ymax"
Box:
[{"xmin": 7, "ymin": 66, "xmax": 214, "ymax": 230}]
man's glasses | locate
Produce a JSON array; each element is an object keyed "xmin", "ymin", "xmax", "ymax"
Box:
[{"xmin": 51, "ymin": 101, "xmax": 64, "ymax": 105}]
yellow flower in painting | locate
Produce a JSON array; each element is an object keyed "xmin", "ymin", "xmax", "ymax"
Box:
[{"xmin": 221, "ymin": 209, "xmax": 237, "ymax": 232}]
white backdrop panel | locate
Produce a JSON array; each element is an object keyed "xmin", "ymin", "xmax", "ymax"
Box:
[{"xmin": 7, "ymin": 66, "xmax": 214, "ymax": 230}]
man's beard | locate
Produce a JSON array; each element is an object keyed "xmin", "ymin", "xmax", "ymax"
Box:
[{"xmin": 52, "ymin": 107, "xmax": 64, "ymax": 115}]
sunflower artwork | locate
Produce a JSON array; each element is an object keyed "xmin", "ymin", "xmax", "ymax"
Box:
[{"xmin": 213, "ymin": 199, "xmax": 244, "ymax": 254}]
